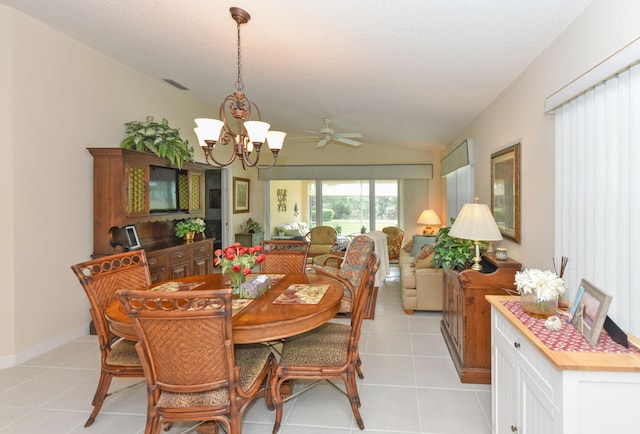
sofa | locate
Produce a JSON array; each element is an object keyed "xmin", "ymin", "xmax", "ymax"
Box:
[
  {"xmin": 399, "ymin": 239, "xmax": 444, "ymax": 314},
  {"xmin": 275, "ymin": 222, "xmax": 310, "ymax": 239}
]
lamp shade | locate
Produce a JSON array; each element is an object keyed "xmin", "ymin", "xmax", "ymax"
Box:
[
  {"xmin": 416, "ymin": 209, "xmax": 441, "ymax": 225},
  {"xmin": 265, "ymin": 131, "xmax": 286, "ymax": 150},
  {"xmin": 244, "ymin": 121, "xmax": 270, "ymax": 144},
  {"xmin": 448, "ymin": 202, "xmax": 502, "ymax": 241}
]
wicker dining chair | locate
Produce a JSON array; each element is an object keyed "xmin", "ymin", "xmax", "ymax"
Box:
[
  {"xmin": 309, "ymin": 235, "xmax": 375, "ymax": 315},
  {"xmin": 70, "ymin": 250, "xmax": 150, "ymax": 427},
  {"xmin": 259, "ymin": 240, "xmax": 310, "ymax": 274},
  {"xmin": 271, "ymin": 252, "xmax": 379, "ymax": 433},
  {"xmin": 117, "ymin": 288, "xmax": 275, "ymax": 434}
]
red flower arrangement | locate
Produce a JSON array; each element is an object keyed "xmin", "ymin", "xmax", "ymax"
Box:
[{"xmin": 214, "ymin": 242, "xmax": 265, "ymax": 276}]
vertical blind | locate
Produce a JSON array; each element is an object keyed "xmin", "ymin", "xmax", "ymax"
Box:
[{"xmin": 553, "ymin": 63, "xmax": 640, "ymax": 336}]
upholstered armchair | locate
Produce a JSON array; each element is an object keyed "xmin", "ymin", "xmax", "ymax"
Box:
[
  {"xmin": 382, "ymin": 226, "xmax": 404, "ymax": 262},
  {"xmin": 304, "ymin": 226, "xmax": 338, "ymax": 257}
]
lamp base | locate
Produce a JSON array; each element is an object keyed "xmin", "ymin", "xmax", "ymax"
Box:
[
  {"xmin": 470, "ymin": 241, "xmax": 483, "ymax": 271},
  {"xmin": 423, "ymin": 226, "xmax": 437, "ymax": 236}
]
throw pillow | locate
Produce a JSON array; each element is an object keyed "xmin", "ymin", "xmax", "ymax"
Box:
[
  {"xmin": 414, "ymin": 252, "xmax": 435, "ymax": 269},
  {"xmin": 411, "ymin": 243, "xmax": 435, "ymax": 266},
  {"xmin": 402, "ymin": 239, "xmax": 414, "ymax": 253}
]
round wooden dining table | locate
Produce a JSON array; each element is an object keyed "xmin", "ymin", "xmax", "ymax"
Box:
[{"xmin": 105, "ymin": 273, "xmax": 343, "ymax": 344}]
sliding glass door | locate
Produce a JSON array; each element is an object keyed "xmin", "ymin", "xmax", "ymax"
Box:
[{"xmin": 307, "ymin": 180, "xmax": 398, "ymax": 234}]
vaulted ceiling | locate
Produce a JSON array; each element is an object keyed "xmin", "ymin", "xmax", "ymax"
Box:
[{"xmin": 2, "ymin": 0, "xmax": 594, "ymax": 151}]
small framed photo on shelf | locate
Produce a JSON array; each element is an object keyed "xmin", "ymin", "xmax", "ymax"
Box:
[
  {"xmin": 570, "ymin": 279, "xmax": 612, "ymax": 346},
  {"xmin": 125, "ymin": 225, "xmax": 141, "ymax": 250}
]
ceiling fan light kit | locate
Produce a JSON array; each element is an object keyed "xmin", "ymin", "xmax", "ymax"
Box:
[{"xmin": 193, "ymin": 7, "xmax": 285, "ymax": 169}]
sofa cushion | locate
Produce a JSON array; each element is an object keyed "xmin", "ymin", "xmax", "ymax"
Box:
[
  {"xmin": 414, "ymin": 252, "xmax": 435, "ymax": 269},
  {"xmin": 411, "ymin": 243, "xmax": 435, "ymax": 266},
  {"xmin": 402, "ymin": 239, "xmax": 413, "ymax": 253},
  {"xmin": 276, "ymin": 222, "xmax": 310, "ymax": 237},
  {"xmin": 410, "ymin": 235, "xmax": 436, "ymax": 256}
]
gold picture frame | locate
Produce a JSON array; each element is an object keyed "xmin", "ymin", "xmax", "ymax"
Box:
[
  {"xmin": 233, "ymin": 177, "xmax": 250, "ymax": 214},
  {"xmin": 491, "ymin": 143, "xmax": 521, "ymax": 243}
]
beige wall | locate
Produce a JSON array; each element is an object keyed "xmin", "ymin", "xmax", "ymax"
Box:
[
  {"xmin": 0, "ymin": 7, "xmax": 215, "ymax": 365},
  {"xmin": 451, "ymin": 0, "xmax": 640, "ymax": 270}
]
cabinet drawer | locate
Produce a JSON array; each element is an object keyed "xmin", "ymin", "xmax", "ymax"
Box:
[
  {"xmin": 494, "ymin": 312, "xmax": 560, "ymax": 402},
  {"xmin": 169, "ymin": 248, "xmax": 189, "ymax": 262},
  {"xmin": 193, "ymin": 243, "xmax": 211, "ymax": 257}
]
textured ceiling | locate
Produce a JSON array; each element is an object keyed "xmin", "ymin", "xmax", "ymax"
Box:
[{"xmin": 1, "ymin": 0, "xmax": 594, "ymax": 151}]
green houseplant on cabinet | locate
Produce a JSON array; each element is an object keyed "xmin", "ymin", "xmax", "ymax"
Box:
[
  {"xmin": 432, "ymin": 220, "xmax": 476, "ymax": 270},
  {"xmin": 120, "ymin": 116, "xmax": 195, "ymax": 168}
]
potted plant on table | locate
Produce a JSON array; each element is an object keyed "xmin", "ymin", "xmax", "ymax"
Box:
[
  {"xmin": 175, "ymin": 218, "xmax": 206, "ymax": 242},
  {"xmin": 120, "ymin": 116, "xmax": 194, "ymax": 169}
]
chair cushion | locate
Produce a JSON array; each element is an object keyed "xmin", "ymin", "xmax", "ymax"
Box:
[
  {"xmin": 280, "ymin": 323, "xmax": 350, "ymax": 367},
  {"xmin": 156, "ymin": 343, "xmax": 272, "ymax": 409},
  {"xmin": 106, "ymin": 339, "xmax": 141, "ymax": 367}
]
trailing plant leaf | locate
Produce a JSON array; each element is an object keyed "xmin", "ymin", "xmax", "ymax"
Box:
[{"xmin": 120, "ymin": 116, "xmax": 194, "ymax": 168}]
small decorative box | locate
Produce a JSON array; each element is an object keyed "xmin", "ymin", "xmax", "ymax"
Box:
[{"xmin": 238, "ymin": 275, "xmax": 271, "ymax": 299}]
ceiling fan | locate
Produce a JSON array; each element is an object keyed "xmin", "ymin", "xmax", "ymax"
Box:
[{"xmin": 304, "ymin": 118, "xmax": 363, "ymax": 148}]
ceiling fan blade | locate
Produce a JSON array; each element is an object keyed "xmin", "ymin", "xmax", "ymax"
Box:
[
  {"xmin": 334, "ymin": 137, "xmax": 362, "ymax": 147},
  {"xmin": 304, "ymin": 130, "xmax": 321, "ymax": 135},
  {"xmin": 336, "ymin": 132, "xmax": 363, "ymax": 139},
  {"xmin": 316, "ymin": 138, "xmax": 329, "ymax": 148}
]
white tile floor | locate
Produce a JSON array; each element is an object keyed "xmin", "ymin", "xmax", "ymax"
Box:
[{"xmin": 0, "ymin": 267, "xmax": 491, "ymax": 433}]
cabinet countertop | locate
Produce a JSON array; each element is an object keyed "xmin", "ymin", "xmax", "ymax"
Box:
[{"xmin": 487, "ymin": 295, "xmax": 640, "ymax": 372}]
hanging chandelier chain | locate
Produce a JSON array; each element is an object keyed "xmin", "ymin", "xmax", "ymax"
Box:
[{"xmin": 235, "ymin": 20, "xmax": 243, "ymax": 92}]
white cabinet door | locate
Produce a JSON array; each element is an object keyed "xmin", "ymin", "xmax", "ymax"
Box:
[{"xmin": 493, "ymin": 333, "xmax": 519, "ymax": 434}]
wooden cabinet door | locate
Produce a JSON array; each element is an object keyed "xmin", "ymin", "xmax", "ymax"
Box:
[{"xmin": 169, "ymin": 261, "xmax": 190, "ymax": 279}]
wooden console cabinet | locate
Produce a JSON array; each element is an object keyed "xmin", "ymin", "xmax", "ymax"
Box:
[{"xmin": 440, "ymin": 253, "xmax": 521, "ymax": 383}]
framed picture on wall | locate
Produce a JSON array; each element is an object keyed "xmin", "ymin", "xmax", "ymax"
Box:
[
  {"xmin": 233, "ymin": 177, "xmax": 250, "ymax": 213},
  {"xmin": 491, "ymin": 143, "xmax": 521, "ymax": 243}
]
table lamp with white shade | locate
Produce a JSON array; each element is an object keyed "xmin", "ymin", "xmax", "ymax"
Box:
[
  {"xmin": 417, "ymin": 209, "xmax": 441, "ymax": 236},
  {"xmin": 448, "ymin": 199, "xmax": 502, "ymax": 271}
]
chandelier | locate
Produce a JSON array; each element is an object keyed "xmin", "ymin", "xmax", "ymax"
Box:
[{"xmin": 194, "ymin": 7, "xmax": 285, "ymax": 169}]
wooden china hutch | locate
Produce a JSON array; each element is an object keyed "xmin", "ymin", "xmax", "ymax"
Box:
[
  {"xmin": 89, "ymin": 148, "xmax": 214, "ymax": 283},
  {"xmin": 440, "ymin": 253, "xmax": 521, "ymax": 384}
]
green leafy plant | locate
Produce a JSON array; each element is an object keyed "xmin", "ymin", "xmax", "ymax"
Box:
[
  {"xmin": 243, "ymin": 218, "xmax": 262, "ymax": 234},
  {"xmin": 174, "ymin": 218, "xmax": 206, "ymax": 237},
  {"xmin": 120, "ymin": 116, "xmax": 194, "ymax": 169},
  {"xmin": 432, "ymin": 219, "xmax": 475, "ymax": 270}
]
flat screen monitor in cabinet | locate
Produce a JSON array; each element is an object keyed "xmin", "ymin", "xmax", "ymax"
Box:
[{"xmin": 149, "ymin": 165, "xmax": 187, "ymax": 213}]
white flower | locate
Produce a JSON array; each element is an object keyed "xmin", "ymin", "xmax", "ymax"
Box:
[{"xmin": 514, "ymin": 268, "xmax": 565, "ymax": 302}]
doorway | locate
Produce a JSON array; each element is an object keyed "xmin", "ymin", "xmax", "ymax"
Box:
[{"xmin": 204, "ymin": 169, "xmax": 223, "ymax": 251}]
